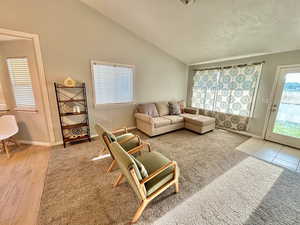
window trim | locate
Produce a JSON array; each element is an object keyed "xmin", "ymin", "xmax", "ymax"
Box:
[
  {"xmin": 90, "ymin": 60, "xmax": 135, "ymax": 106},
  {"xmin": 6, "ymin": 57, "xmax": 38, "ymax": 112}
]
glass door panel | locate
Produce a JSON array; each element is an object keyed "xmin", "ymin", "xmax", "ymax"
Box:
[{"xmin": 273, "ymin": 73, "xmax": 300, "ymax": 138}]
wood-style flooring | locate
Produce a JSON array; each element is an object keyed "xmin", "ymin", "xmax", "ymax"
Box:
[{"xmin": 0, "ymin": 144, "xmax": 50, "ymax": 225}]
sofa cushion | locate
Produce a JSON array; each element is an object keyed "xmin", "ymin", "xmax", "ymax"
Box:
[
  {"xmin": 136, "ymin": 152, "xmax": 175, "ymax": 196},
  {"xmin": 155, "ymin": 101, "xmax": 169, "ymax": 116},
  {"xmin": 182, "ymin": 114, "xmax": 216, "ymax": 126},
  {"xmin": 162, "ymin": 115, "xmax": 184, "ymax": 124},
  {"xmin": 137, "ymin": 103, "xmax": 159, "ymax": 117},
  {"xmin": 152, "ymin": 117, "xmax": 171, "ymax": 128},
  {"xmin": 169, "ymin": 102, "xmax": 181, "ymax": 115}
]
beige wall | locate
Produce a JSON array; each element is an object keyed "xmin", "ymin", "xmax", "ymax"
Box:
[
  {"xmin": 188, "ymin": 49, "xmax": 300, "ymax": 137},
  {"xmin": 0, "ymin": 40, "xmax": 50, "ymax": 142},
  {"xmin": 0, "ymin": 0, "xmax": 188, "ymax": 143}
]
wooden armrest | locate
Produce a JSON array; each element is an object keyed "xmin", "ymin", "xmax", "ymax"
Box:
[
  {"xmin": 127, "ymin": 143, "xmax": 149, "ymax": 155},
  {"xmin": 112, "ymin": 126, "xmax": 136, "ymax": 135},
  {"xmin": 140, "ymin": 161, "xmax": 176, "ymax": 185},
  {"xmin": 112, "ymin": 127, "xmax": 128, "ymax": 135}
]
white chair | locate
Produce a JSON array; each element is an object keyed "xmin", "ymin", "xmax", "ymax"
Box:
[{"xmin": 0, "ymin": 115, "xmax": 19, "ymax": 158}]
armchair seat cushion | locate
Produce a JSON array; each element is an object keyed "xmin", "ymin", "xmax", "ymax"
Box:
[
  {"xmin": 136, "ymin": 152, "xmax": 176, "ymax": 196},
  {"xmin": 116, "ymin": 133, "xmax": 140, "ymax": 151},
  {"xmin": 152, "ymin": 117, "xmax": 171, "ymax": 128}
]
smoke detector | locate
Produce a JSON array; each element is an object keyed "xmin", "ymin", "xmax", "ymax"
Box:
[{"xmin": 180, "ymin": 0, "xmax": 195, "ymax": 5}]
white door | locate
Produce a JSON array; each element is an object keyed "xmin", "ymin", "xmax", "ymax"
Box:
[{"xmin": 265, "ymin": 66, "xmax": 300, "ymax": 148}]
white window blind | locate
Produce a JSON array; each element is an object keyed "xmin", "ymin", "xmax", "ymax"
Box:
[
  {"xmin": 92, "ymin": 62, "xmax": 134, "ymax": 104},
  {"xmin": 6, "ymin": 57, "xmax": 36, "ymax": 108}
]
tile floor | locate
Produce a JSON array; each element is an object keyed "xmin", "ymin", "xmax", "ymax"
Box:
[{"xmin": 236, "ymin": 138, "xmax": 300, "ymax": 172}]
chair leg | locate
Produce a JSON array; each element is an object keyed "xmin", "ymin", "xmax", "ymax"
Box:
[
  {"xmin": 113, "ymin": 174, "xmax": 124, "ymax": 187},
  {"xmin": 175, "ymin": 180, "xmax": 179, "ymax": 193},
  {"xmin": 106, "ymin": 160, "xmax": 116, "ymax": 173},
  {"xmin": 131, "ymin": 200, "xmax": 148, "ymax": 224},
  {"xmin": 3, "ymin": 141, "xmax": 10, "ymax": 159},
  {"xmin": 10, "ymin": 137, "xmax": 20, "ymax": 147}
]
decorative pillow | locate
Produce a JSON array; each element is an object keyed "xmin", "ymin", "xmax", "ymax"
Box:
[
  {"xmin": 177, "ymin": 100, "xmax": 185, "ymax": 113},
  {"xmin": 155, "ymin": 101, "xmax": 169, "ymax": 116},
  {"xmin": 137, "ymin": 103, "xmax": 159, "ymax": 117},
  {"xmin": 130, "ymin": 155, "xmax": 148, "ymax": 179},
  {"xmin": 169, "ymin": 102, "xmax": 181, "ymax": 115},
  {"xmin": 103, "ymin": 131, "xmax": 117, "ymax": 142}
]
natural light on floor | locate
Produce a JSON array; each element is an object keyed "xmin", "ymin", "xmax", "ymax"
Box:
[
  {"xmin": 152, "ymin": 157, "xmax": 283, "ymax": 225},
  {"xmin": 91, "ymin": 154, "xmax": 110, "ymax": 161}
]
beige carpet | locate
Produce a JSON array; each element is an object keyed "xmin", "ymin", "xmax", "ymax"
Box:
[{"xmin": 38, "ymin": 129, "xmax": 300, "ymax": 225}]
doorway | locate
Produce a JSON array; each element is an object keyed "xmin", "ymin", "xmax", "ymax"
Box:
[
  {"xmin": 265, "ymin": 65, "xmax": 300, "ymax": 149},
  {"xmin": 0, "ymin": 28, "xmax": 54, "ymax": 145}
]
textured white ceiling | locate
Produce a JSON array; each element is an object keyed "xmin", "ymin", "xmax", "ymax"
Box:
[{"xmin": 80, "ymin": 0, "xmax": 300, "ymax": 64}]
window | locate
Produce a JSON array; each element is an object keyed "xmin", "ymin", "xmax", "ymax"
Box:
[
  {"xmin": 6, "ymin": 57, "xmax": 36, "ymax": 109},
  {"xmin": 192, "ymin": 64, "xmax": 262, "ymax": 117},
  {"xmin": 91, "ymin": 61, "xmax": 134, "ymax": 105}
]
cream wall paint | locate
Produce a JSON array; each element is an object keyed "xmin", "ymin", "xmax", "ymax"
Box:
[
  {"xmin": 0, "ymin": 40, "xmax": 50, "ymax": 142},
  {"xmin": 0, "ymin": 0, "xmax": 187, "ymax": 142},
  {"xmin": 188, "ymin": 49, "xmax": 300, "ymax": 137}
]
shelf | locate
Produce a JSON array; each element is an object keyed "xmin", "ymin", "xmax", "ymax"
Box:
[
  {"xmin": 64, "ymin": 135, "xmax": 90, "ymax": 143},
  {"xmin": 62, "ymin": 123, "xmax": 88, "ymax": 130},
  {"xmin": 60, "ymin": 111, "xmax": 87, "ymax": 116},
  {"xmin": 56, "ymin": 85, "xmax": 84, "ymax": 89},
  {"xmin": 58, "ymin": 99, "xmax": 85, "ymax": 103}
]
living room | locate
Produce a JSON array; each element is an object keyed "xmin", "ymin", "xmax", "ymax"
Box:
[{"xmin": 0, "ymin": 0, "xmax": 300, "ymax": 225}]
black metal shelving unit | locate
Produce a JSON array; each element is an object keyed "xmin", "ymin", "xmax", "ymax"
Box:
[{"xmin": 54, "ymin": 82, "xmax": 91, "ymax": 148}]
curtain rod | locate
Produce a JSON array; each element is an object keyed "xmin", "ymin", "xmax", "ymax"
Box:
[{"xmin": 193, "ymin": 61, "xmax": 265, "ymax": 72}]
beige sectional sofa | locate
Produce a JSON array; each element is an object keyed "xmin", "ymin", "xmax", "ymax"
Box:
[{"xmin": 135, "ymin": 101, "xmax": 216, "ymax": 137}]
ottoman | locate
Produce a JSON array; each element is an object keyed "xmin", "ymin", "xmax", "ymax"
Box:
[{"xmin": 181, "ymin": 114, "xmax": 216, "ymax": 134}]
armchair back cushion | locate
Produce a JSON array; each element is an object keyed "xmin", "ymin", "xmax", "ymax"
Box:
[
  {"xmin": 137, "ymin": 103, "xmax": 159, "ymax": 117},
  {"xmin": 110, "ymin": 142, "xmax": 145, "ymax": 200},
  {"xmin": 95, "ymin": 123, "xmax": 109, "ymax": 148}
]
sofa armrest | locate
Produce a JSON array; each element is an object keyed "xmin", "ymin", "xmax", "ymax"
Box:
[
  {"xmin": 183, "ymin": 107, "xmax": 198, "ymax": 115},
  {"xmin": 135, "ymin": 113, "xmax": 153, "ymax": 124}
]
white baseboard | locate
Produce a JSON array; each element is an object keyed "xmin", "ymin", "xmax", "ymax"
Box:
[
  {"xmin": 219, "ymin": 127, "xmax": 263, "ymax": 139},
  {"xmin": 18, "ymin": 140, "xmax": 53, "ymax": 146},
  {"xmin": 51, "ymin": 134, "xmax": 99, "ymax": 146}
]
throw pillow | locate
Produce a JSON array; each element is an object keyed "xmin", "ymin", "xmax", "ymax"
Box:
[
  {"xmin": 130, "ymin": 155, "xmax": 148, "ymax": 179},
  {"xmin": 137, "ymin": 103, "xmax": 159, "ymax": 117},
  {"xmin": 177, "ymin": 100, "xmax": 185, "ymax": 113},
  {"xmin": 169, "ymin": 102, "xmax": 181, "ymax": 115},
  {"xmin": 155, "ymin": 101, "xmax": 169, "ymax": 116}
]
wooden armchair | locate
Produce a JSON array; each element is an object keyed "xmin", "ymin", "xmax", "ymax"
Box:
[
  {"xmin": 95, "ymin": 123, "xmax": 150, "ymax": 173},
  {"xmin": 109, "ymin": 142, "xmax": 180, "ymax": 224}
]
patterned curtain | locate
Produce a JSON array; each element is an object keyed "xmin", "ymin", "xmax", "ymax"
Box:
[
  {"xmin": 192, "ymin": 69, "xmax": 220, "ymax": 111},
  {"xmin": 192, "ymin": 64, "xmax": 262, "ymax": 131}
]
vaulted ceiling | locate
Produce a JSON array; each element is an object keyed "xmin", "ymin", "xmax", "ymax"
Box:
[{"xmin": 80, "ymin": 0, "xmax": 300, "ymax": 64}]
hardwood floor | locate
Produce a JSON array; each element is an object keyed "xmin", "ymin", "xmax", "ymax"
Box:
[{"xmin": 0, "ymin": 144, "xmax": 50, "ymax": 225}]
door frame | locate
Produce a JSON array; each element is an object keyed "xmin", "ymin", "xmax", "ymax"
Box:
[
  {"xmin": 0, "ymin": 28, "xmax": 55, "ymax": 145},
  {"xmin": 263, "ymin": 64, "xmax": 300, "ymax": 148}
]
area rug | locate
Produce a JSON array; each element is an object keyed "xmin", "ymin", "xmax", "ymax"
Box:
[{"xmin": 38, "ymin": 129, "xmax": 300, "ymax": 225}]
